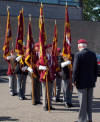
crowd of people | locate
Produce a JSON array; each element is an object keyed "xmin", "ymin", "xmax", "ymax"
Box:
[{"xmin": 4, "ymin": 39, "xmax": 97, "ymax": 122}]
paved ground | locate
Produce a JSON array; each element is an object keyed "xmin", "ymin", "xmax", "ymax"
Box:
[{"xmin": 0, "ymin": 75, "xmax": 100, "ymax": 122}]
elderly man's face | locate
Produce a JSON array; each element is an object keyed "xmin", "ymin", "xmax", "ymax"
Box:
[
  {"xmin": 46, "ymin": 47, "xmax": 52, "ymax": 54},
  {"xmin": 35, "ymin": 46, "xmax": 39, "ymax": 52}
]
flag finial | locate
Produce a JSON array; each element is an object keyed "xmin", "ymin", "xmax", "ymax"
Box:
[
  {"xmin": 55, "ymin": 20, "xmax": 56, "ymax": 25},
  {"xmin": 66, "ymin": 2, "xmax": 67, "ymax": 6},
  {"xmin": 29, "ymin": 14, "xmax": 31, "ymax": 21},
  {"xmin": 41, "ymin": 2, "xmax": 43, "ymax": 7},
  {"xmin": 7, "ymin": 5, "xmax": 10, "ymax": 11},
  {"xmin": 22, "ymin": 7, "xmax": 24, "ymax": 13}
]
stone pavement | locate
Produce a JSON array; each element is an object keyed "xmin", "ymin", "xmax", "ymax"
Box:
[{"xmin": 0, "ymin": 75, "xmax": 100, "ymax": 122}]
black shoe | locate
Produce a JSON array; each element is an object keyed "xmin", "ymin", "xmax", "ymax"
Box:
[
  {"xmin": 64, "ymin": 103, "xmax": 72, "ymax": 108},
  {"xmin": 33, "ymin": 102, "xmax": 37, "ymax": 105},
  {"xmin": 56, "ymin": 98, "xmax": 62, "ymax": 102},
  {"xmin": 14, "ymin": 93, "xmax": 18, "ymax": 96},
  {"xmin": 10, "ymin": 92, "xmax": 13, "ymax": 96},
  {"xmin": 50, "ymin": 106, "xmax": 55, "ymax": 110},
  {"xmin": 68, "ymin": 103, "xmax": 73, "ymax": 107},
  {"xmin": 43, "ymin": 106, "xmax": 48, "ymax": 111},
  {"xmin": 36, "ymin": 101, "xmax": 42, "ymax": 104},
  {"xmin": 19, "ymin": 97, "xmax": 23, "ymax": 100},
  {"xmin": 22, "ymin": 97, "xmax": 27, "ymax": 100}
]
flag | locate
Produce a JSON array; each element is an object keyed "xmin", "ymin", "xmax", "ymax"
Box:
[
  {"xmin": 51, "ymin": 21, "xmax": 59, "ymax": 73},
  {"xmin": 25, "ymin": 21, "xmax": 37, "ymax": 78},
  {"xmin": 62, "ymin": 4, "xmax": 72, "ymax": 91},
  {"xmin": 15, "ymin": 8, "xmax": 24, "ymax": 56},
  {"xmin": 39, "ymin": 3, "xmax": 48, "ymax": 82},
  {"xmin": 3, "ymin": 9, "xmax": 12, "ymax": 59},
  {"xmin": 62, "ymin": 4, "xmax": 72, "ymax": 60},
  {"xmin": 39, "ymin": 3, "xmax": 46, "ymax": 45}
]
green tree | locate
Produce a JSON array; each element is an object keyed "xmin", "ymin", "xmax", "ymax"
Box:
[{"xmin": 83, "ymin": 0, "xmax": 100, "ymax": 21}]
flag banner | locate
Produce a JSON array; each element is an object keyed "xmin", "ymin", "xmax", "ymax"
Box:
[
  {"xmin": 39, "ymin": 3, "xmax": 48, "ymax": 82},
  {"xmin": 62, "ymin": 4, "xmax": 73, "ymax": 92},
  {"xmin": 25, "ymin": 21, "xmax": 37, "ymax": 78},
  {"xmin": 15, "ymin": 8, "xmax": 24, "ymax": 56},
  {"xmin": 62, "ymin": 5, "xmax": 72, "ymax": 61},
  {"xmin": 3, "ymin": 9, "xmax": 12, "ymax": 59},
  {"xmin": 51, "ymin": 21, "xmax": 59, "ymax": 74}
]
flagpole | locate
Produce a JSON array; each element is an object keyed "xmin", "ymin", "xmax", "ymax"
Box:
[
  {"xmin": 65, "ymin": 2, "xmax": 72, "ymax": 92},
  {"xmin": 46, "ymin": 71, "xmax": 50, "ymax": 112},
  {"xmin": 7, "ymin": 6, "xmax": 14, "ymax": 51},
  {"xmin": 69, "ymin": 60, "xmax": 72, "ymax": 92},
  {"xmin": 7, "ymin": 6, "xmax": 14, "ymax": 50},
  {"xmin": 66, "ymin": 1, "xmax": 72, "ymax": 92},
  {"xmin": 29, "ymin": 14, "xmax": 35, "ymax": 105},
  {"xmin": 54, "ymin": 19, "xmax": 57, "ymax": 97},
  {"xmin": 7, "ymin": 5, "xmax": 10, "ymax": 12}
]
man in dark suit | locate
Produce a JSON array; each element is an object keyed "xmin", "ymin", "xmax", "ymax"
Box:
[{"xmin": 72, "ymin": 39, "xmax": 97, "ymax": 122}]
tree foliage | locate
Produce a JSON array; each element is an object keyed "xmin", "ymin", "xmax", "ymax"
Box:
[{"xmin": 83, "ymin": 0, "xmax": 100, "ymax": 21}]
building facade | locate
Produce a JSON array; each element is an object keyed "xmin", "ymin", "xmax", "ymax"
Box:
[{"xmin": 0, "ymin": 0, "xmax": 82, "ymax": 20}]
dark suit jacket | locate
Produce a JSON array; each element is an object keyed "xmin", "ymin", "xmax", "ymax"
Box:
[{"xmin": 72, "ymin": 48, "xmax": 97, "ymax": 89}]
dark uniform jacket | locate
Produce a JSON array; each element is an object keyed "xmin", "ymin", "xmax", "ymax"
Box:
[
  {"xmin": 14, "ymin": 62, "xmax": 22, "ymax": 74},
  {"xmin": 72, "ymin": 48, "xmax": 97, "ymax": 89},
  {"xmin": 7, "ymin": 60, "xmax": 15, "ymax": 75},
  {"xmin": 58, "ymin": 56, "xmax": 70, "ymax": 80}
]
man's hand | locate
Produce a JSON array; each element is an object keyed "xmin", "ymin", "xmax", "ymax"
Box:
[{"xmin": 72, "ymin": 81, "xmax": 76, "ymax": 87}]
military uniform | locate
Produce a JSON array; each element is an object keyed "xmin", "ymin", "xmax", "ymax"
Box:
[{"xmin": 6, "ymin": 53, "xmax": 17, "ymax": 96}]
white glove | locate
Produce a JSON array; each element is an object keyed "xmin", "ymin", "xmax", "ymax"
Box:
[
  {"xmin": 7, "ymin": 56, "xmax": 12, "ymax": 60},
  {"xmin": 11, "ymin": 55, "xmax": 16, "ymax": 59},
  {"xmin": 61, "ymin": 60, "xmax": 71, "ymax": 68},
  {"xmin": 39, "ymin": 65, "xmax": 47, "ymax": 70},
  {"xmin": 16, "ymin": 55, "xmax": 22, "ymax": 62},
  {"xmin": 22, "ymin": 66, "xmax": 28, "ymax": 71},
  {"xmin": 27, "ymin": 67, "xmax": 33, "ymax": 73}
]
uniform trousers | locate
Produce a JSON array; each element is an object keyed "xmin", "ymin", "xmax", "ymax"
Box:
[
  {"xmin": 17, "ymin": 74, "xmax": 27, "ymax": 98},
  {"xmin": 42, "ymin": 81, "xmax": 53, "ymax": 107},
  {"xmin": 8, "ymin": 75, "xmax": 17, "ymax": 94},
  {"xmin": 62, "ymin": 79, "xmax": 72, "ymax": 104},
  {"xmin": 16, "ymin": 74, "xmax": 22, "ymax": 97},
  {"xmin": 21, "ymin": 74, "xmax": 27, "ymax": 98},
  {"xmin": 56, "ymin": 75, "xmax": 62, "ymax": 100},
  {"xmin": 78, "ymin": 88, "xmax": 93, "ymax": 122},
  {"xmin": 33, "ymin": 77, "xmax": 41, "ymax": 103}
]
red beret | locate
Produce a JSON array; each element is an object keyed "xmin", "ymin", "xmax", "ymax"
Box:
[
  {"xmin": 23, "ymin": 46, "xmax": 26, "ymax": 49},
  {"xmin": 57, "ymin": 48, "xmax": 61, "ymax": 52},
  {"xmin": 45, "ymin": 44, "xmax": 52, "ymax": 49},
  {"xmin": 10, "ymin": 50, "xmax": 14, "ymax": 54},
  {"xmin": 35, "ymin": 42, "xmax": 39, "ymax": 47},
  {"xmin": 77, "ymin": 39, "xmax": 87, "ymax": 44}
]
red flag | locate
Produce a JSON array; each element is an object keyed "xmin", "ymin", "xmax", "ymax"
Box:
[
  {"xmin": 62, "ymin": 4, "xmax": 73, "ymax": 91},
  {"xmin": 62, "ymin": 4, "xmax": 71, "ymax": 60},
  {"xmin": 39, "ymin": 3, "xmax": 46, "ymax": 45},
  {"xmin": 25, "ymin": 21, "xmax": 37, "ymax": 78},
  {"xmin": 3, "ymin": 9, "xmax": 12, "ymax": 59},
  {"xmin": 15, "ymin": 8, "xmax": 24, "ymax": 56},
  {"xmin": 51, "ymin": 21, "xmax": 59, "ymax": 73},
  {"xmin": 39, "ymin": 3, "xmax": 48, "ymax": 81}
]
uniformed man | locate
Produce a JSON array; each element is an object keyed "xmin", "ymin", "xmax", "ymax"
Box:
[
  {"xmin": 6, "ymin": 50, "xmax": 17, "ymax": 96},
  {"xmin": 39, "ymin": 44, "xmax": 55, "ymax": 111}
]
